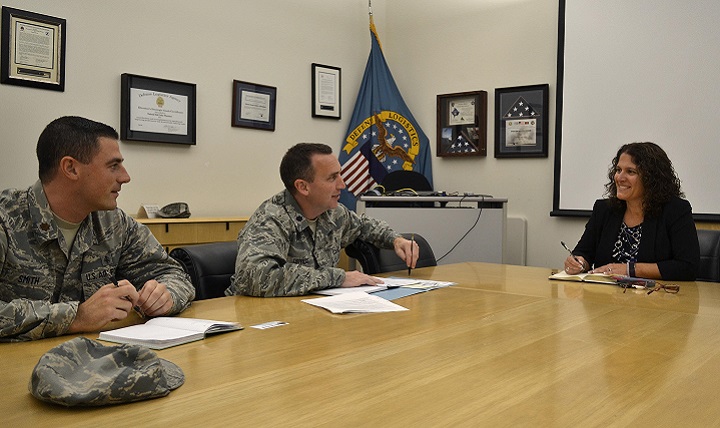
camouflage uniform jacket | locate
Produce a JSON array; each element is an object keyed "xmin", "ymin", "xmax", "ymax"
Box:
[
  {"xmin": 227, "ymin": 189, "xmax": 400, "ymax": 297},
  {"xmin": 0, "ymin": 181, "xmax": 195, "ymax": 341}
]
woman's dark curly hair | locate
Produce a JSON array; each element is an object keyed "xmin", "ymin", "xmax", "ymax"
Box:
[{"xmin": 605, "ymin": 142, "xmax": 683, "ymax": 218}]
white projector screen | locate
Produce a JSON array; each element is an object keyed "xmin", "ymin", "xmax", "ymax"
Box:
[{"xmin": 553, "ymin": 0, "xmax": 720, "ymax": 220}]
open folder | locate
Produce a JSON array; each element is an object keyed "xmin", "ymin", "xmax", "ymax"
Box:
[{"xmin": 548, "ymin": 271, "xmax": 617, "ymax": 284}]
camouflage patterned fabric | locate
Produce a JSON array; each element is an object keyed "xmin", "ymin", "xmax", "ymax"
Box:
[
  {"xmin": 0, "ymin": 181, "xmax": 195, "ymax": 341},
  {"xmin": 227, "ymin": 189, "xmax": 400, "ymax": 297},
  {"xmin": 29, "ymin": 336, "xmax": 184, "ymax": 406}
]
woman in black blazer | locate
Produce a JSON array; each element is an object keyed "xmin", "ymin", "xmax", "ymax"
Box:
[{"xmin": 564, "ymin": 142, "xmax": 699, "ymax": 281}]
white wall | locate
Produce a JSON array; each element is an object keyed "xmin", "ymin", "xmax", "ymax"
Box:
[
  {"xmin": 0, "ymin": 0, "xmax": 384, "ymax": 214},
  {"xmin": 383, "ymin": 0, "xmax": 587, "ymax": 268},
  {"xmin": 0, "ymin": 0, "xmax": 586, "ymax": 269}
]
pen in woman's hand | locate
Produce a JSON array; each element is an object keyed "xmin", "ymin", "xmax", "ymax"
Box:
[{"xmin": 561, "ymin": 241, "xmax": 585, "ymax": 271}]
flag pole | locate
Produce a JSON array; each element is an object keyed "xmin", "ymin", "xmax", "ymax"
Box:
[{"xmin": 368, "ymin": 0, "xmax": 382, "ymax": 51}]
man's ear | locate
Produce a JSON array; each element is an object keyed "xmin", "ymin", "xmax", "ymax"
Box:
[
  {"xmin": 294, "ymin": 178, "xmax": 310, "ymax": 196},
  {"xmin": 59, "ymin": 156, "xmax": 80, "ymax": 180}
]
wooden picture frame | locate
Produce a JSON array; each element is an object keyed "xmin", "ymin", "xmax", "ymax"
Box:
[
  {"xmin": 120, "ymin": 73, "xmax": 197, "ymax": 145},
  {"xmin": 232, "ymin": 79, "xmax": 277, "ymax": 131},
  {"xmin": 436, "ymin": 90, "xmax": 487, "ymax": 157},
  {"xmin": 494, "ymin": 84, "xmax": 549, "ymax": 158},
  {"xmin": 0, "ymin": 6, "xmax": 66, "ymax": 91}
]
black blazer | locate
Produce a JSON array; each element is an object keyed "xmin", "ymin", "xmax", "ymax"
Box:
[{"xmin": 574, "ymin": 197, "xmax": 699, "ymax": 280}]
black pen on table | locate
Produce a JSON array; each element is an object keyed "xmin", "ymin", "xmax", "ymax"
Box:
[
  {"xmin": 408, "ymin": 234, "xmax": 415, "ymax": 275},
  {"xmin": 560, "ymin": 241, "xmax": 584, "ymax": 271}
]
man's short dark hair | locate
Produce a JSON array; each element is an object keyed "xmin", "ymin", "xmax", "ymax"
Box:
[
  {"xmin": 280, "ymin": 143, "xmax": 333, "ymax": 193},
  {"xmin": 37, "ymin": 116, "xmax": 119, "ymax": 183}
]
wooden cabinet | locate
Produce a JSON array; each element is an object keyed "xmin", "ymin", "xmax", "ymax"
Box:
[
  {"xmin": 137, "ymin": 216, "xmax": 350, "ymax": 269},
  {"xmin": 137, "ymin": 217, "xmax": 248, "ymax": 251}
]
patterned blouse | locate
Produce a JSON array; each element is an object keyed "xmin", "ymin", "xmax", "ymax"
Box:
[{"xmin": 612, "ymin": 222, "xmax": 642, "ymax": 263}]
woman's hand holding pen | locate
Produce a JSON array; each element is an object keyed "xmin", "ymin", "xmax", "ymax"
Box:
[
  {"xmin": 563, "ymin": 254, "xmax": 588, "ymax": 274},
  {"xmin": 561, "ymin": 241, "xmax": 587, "ymax": 274}
]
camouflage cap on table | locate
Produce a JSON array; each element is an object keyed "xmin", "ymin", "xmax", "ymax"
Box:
[{"xmin": 29, "ymin": 336, "xmax": 184, "ymax": 406}]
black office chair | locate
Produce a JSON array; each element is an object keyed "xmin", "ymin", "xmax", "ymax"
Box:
[
  {"xmin": 697, "ymin": 229, "xmax": 720, "ymax": 282},
  {"xmin": 169, "ymin": 242, "xmax": 238, "ymax": 299},
  {"xmin": 345, "ymin": 233, "xmax": 437, "ymax": 275},
  {"xmin": 381, "ymin": 170, "xmax": 432, "ymax": 193}
]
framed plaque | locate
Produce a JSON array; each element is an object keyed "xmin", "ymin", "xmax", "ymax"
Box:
[
  {"xmin": 232, "ymin": 80, "xmax": 277, "ymax": 131},
  {"xmin": 494, "ymin": 84, "xmax": 549, "ymax": 158},
  {"xmin": 120, "ymin": 73, "xmax": 197, "ymax": 145},
  {"xmin": 1, "ymin": 7, "xmax": 66, "ymax": 91},
  {"xmin": 312, "ymin": 63, "xmax": 341, "ymax": 119},
  {"xmin": 436, "ymin": 90, "xmax": 487, "ymax": 157}
]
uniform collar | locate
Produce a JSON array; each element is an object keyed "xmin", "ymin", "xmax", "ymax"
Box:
[
  {"xmin": 29, "ymin": 180, "xmax": 95, "ymax": 251},
  {"xmin": 29, "ymin": 180, "xmax": 59, "ymax": 244},
  {"xmin": 277, "ymin": 189, "xmax": 334, "ymax": 232},
  {"xmin": 277, "ymin": 189, "xmax": 308, "ymax": 232}
]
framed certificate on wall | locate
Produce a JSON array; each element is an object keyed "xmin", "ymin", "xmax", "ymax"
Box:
[
  {"xmin": 494, "ymin": 84, "xmax": 548, "ymax": 158},
  {"xmin": 232, "ymin": 80, "xmax": 277, "ymax": 131},
  {"xmin": 1, "ymin": 7, "xmax": 66, "ymax": 91},
  {"xmin": 120, "ymin": 73, "xmax": 197, "ymax": 145},
  {"xmin": 436, "ymin": 90, "xmax": 487, "ymax": 157},
  {"xmin": 312, "ymin": 63, "xmax": 341, "ymax": 119}
]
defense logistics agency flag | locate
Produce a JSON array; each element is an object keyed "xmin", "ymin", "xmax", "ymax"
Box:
[{"xmin": 339, "ymin": 17, "xmax": 433, "ymax": 210}]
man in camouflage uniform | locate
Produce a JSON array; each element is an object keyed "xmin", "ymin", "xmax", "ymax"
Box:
[
  {"xmin": 0, "ymin": 116, "xmax": 195, "ymax": 341},
  {"xmin": 226, "ymin": 143, "xmax": 418, "ymax": 297}
]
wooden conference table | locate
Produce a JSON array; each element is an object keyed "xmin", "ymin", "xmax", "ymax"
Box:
[{"xmin": 5, "ymin": 262, "xmax": 720, "ymax": 427}]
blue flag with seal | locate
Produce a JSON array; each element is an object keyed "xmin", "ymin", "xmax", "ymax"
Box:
[{"xmin": 339, "ymin": 16, "xmax": 433, "ymax": 210}]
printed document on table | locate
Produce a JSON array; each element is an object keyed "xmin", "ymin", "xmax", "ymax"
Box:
[
  {"xmin": 302, "ymin": 291, "xmax": 409, "ymax": 314},
  {"xmin": 314, "ymin": 277, "xmax": 455, "ymax": 297},
  {"xmin": 385, "ymin": 277, "xmax": 456, "ymax": 290}
]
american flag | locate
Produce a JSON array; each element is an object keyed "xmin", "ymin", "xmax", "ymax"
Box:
[
  {"xmin": 504, "ymin": 96, "xmax": 538, "ymax": 119},
  {"xmin": 338, "ymin": 16, "xmax": 433, "ymax": 210}
]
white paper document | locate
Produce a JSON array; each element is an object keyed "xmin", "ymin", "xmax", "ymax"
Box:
[
  {"xmin": 302, "ymin": 291, "xmax": 409, "ymax": 314},
  {"xmin": 314, "ymin": 277, "xmax": 455, "ymax": 296},
  {"xmin": 129, "ymin": 88, "xmax": 189, "ymax": 135},
  {"xmin": 382, "ymin": 277, "xmax": 456, "ymax": 290},
  {"xmin": 401, "ymin": 280, "xmax": 456, "ymax": 290}
]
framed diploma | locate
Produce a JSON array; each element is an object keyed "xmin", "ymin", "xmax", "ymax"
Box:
[
  {"xmin": 232, "ymin": 80, "xmax": 277, "ymax": 131},
  {"xmin": 0, "ymin": 7, "xmax": 66, "ymax": 91},
  {"xmin": 494, "ymin": 84, "xmax": 549, "ymax": 158},
  {"xmin": 311, "ymin": 63, "xmax": 341, "ymax": 119},
  {"xmin": 436, "ymin": 90, "xmax": 487, "ymax": 157},
  {"xmin": 120, "ymin": 73, "xmax": 197, "ymax": 145}
]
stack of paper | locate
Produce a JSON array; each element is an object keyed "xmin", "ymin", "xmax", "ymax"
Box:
[
  {"xmin": 302, "ymin": 291, "xmax": 409, "ymax": 314},
  {"xmin": 396, "ymin": 279, "xmax": 455, "ymax": 290},
  {"xmin": 314, "ymin": 277, "xmax": 456, "ymax": 297}
]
